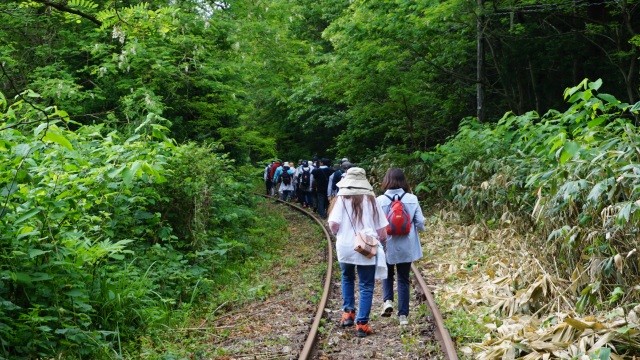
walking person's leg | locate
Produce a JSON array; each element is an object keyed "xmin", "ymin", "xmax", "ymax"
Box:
[
  {"xmin": 317, "ymin": 194, "xmax": 328, "ymax": 218},
  {"xmin": 354, "ymin": 264, "xmax": 376, "ymax": 337},
  {"xmin": 396, "ymin": 262, "xmax": 412, "ymax": 325},
  {"xmin": 339, "ymin": 262, "xmax": 356, "ymax": 327},
  {"xmin": 381, "ymin": 263, "xmax": 395, "ymax": 316}
]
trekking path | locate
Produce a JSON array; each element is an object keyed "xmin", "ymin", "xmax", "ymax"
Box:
[
  {"xmin": 208, "ymin": 200, "xmax": 327, "ymax": 359},
  {"xmin": 197, "ymin": 197, "xmax": 454, "ymax": 359}
]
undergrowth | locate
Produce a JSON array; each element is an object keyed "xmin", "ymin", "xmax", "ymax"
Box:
[
  {"xmin": 415, "ymin": 79, "xmax": 640, "ymax": 309},
  {"xmin": 409, "ymin": 79, "xmax": 640, "ymax": 359},
  {"xmin": 0, "ymin": 90, "xmax": 268, "ymax": 358}
]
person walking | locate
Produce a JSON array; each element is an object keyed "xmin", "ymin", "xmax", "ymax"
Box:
[
  {"xmin": 264, "ymin": 161, "xmax": 274, "ymax": 196},
  {"xmin": 311, "ymin": 158, "xmax": 333, "ymax": 218},
  {"xmin": 274, "ymin": 162, "xmax": 295, "ymax": 201},
  {"xmin": 376, "ymin": 168, "xmax": 425, "ymax": 326},
  {"xmin": 295, "ymin": 160, "xmax": 313, "ymax": 208},
  {"xmin": 328, "ymin": 167, "xmax": 388, "ymax": 337}
]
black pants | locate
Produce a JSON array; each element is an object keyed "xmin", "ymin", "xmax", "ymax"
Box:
[{"xmin": 265, "ymin": 180, "xmax": 272, "ymax": 195}]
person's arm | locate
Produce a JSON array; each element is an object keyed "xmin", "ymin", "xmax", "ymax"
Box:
[
  {"xmin": 374, "ymin": 197, "xmax": 390, "ymax": 243},
  {"xmin": 376, "ymin": 227, "xmax": 387, "ymax": 245},
  {"xmin": 310, "ymin": 170, "xmax": 316, "ymax": 190},
  {"xmin": 328, "ymin": 221, "xmax": 340, "ymax": 235},
  {"xmin": 414, "ymin": 200, "xmax": 426, "ymax": 231},
  {"xmin": 327, "ymin": 173, "xmax": 335, "ymax": 196}
]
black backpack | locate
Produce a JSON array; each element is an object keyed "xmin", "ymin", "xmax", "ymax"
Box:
[
  {"xmin": 331, "ymin": 169, "xmax": 343, "ymax": 192},
  {"xmin": 300, "ymin": 168, "xmax": 311, "ymax": 187},
  {"xmin": 281, "ymin": 166, "xmax": 292, "ymax": 185}
]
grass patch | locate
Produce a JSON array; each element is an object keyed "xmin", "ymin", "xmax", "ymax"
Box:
[
  {"xmin": 444, "ymin": 308, "xmax": 486, "ymax": 345},
  {"xmin": 133, "ymin": 198, "xmax": 291, "ymax": 358}
]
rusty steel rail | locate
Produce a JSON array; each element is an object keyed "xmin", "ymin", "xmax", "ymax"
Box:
[
  {"xmin": 263, "ymin": 194, "xmax": 457, "ymax": 359},
  {"xmin": 260, "ymin": 195, "xmax": 334, "ymax": 360},
  {"xmin": 412, "ymin": 263, "xmax": 459, "ymax": 360}
]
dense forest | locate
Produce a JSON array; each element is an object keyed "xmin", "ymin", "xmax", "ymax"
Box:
[{"xmin": 1, "ymin": 0, "xmax": 640, "ymax": 358}]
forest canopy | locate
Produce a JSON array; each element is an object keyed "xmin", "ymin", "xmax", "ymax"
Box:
[{"xmin": 1, "ymin": 0, "xmax": 637, "ymax": 162}]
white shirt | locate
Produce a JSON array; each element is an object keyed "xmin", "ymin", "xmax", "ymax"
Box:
[{"xmin": 328, "ymin": 196, "xmax": 389, "ymax": 265}]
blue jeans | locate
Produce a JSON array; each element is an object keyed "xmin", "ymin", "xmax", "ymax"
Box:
[
  {"xmin": 382, "ymin": 262, "xmax": 411, "ymax": 316},
  {"xmin": 302, "ymin": 191, "xmax": 313, "ymax": 207},
  {"xmin": 340, "ymin": 262, "xmax": 376, "ymax": 324}
]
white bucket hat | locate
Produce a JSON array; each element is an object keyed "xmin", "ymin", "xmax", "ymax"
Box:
[{"xmin": 336, "ymin": 167, "xmax": 374, "ymax": 196}]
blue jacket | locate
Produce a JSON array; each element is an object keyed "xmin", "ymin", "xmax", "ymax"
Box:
[{"xmin": 376, "ymin": 189, "xmax": 425, "ymax": 264}]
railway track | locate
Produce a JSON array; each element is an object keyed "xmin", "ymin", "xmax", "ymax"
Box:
[{"xmin": 267, "ymin": 195, "xmax": 459, "ymax": 360}]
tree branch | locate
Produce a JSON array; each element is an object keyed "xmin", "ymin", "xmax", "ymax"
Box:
[{"xmin": 32, "ymin": 0, "xmax": 102, "ymax": 26}]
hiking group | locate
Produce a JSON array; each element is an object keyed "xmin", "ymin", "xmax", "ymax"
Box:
[
  {"xmin": 263, "ymin": 157, "xmax": 352, "ymax": 218},
  {"xmin": 264, "ymin": 161, "xmax": 424, "ymax": 338}
]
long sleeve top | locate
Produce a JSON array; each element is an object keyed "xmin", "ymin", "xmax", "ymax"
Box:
[
  {"xmin": 328, "ymin": 196, "xmax": 388, "ymax": 265},
  {"xmin": 376, "ymin": 189, "xmax": 425, "ymax": 264}
]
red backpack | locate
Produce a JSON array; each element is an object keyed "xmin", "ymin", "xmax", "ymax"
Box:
[
  {"xmin": 269, "ymin": 161, "xmax": 280, "ymax": 181},
  {"xmin": 385, "ymin": 193, "xmax": 412, "ymax": 235}
]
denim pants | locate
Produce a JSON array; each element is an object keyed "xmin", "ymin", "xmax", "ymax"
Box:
[
  {"xmin": 382, "ymin": 262, "xmax": 412, "ymax": 316},
  {"xmin": 302, "ymin": 191, "xmax": 313, "ymax": 207},
  {"xmin": 340, "ymin": 262, "xmax": 376, "ymax": 324}
]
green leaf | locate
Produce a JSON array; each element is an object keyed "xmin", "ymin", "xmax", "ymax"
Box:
[
  {"xmin": 14, "ymin": 208, "xmax": 40, "ymax": 225},
  {"xmin": 43, "ymin": 128, "xmax": 74, "ymax": 150},
  {"xmin": 598, "ymin": 93, "xmax": 618, "ymax": 104},
  {"xmin": 587, "ymin": 116, "xmax": 606, "ymax": 128},
  {"xmin": 616, "ymin": 202, "xmax": 634, "ymax": 224},
  {"xmin": 559, "ymin": 141, "xmax": 580, "ymax": 164},
  {"xmin": 65, "ymin": 289, "xmax": 85, "ymax": 297},
  {"xmin": 13, "ymin": 143, "xmax": 31, "ymax": 157},
  {"xmin": 597, "ymin": 347, "xmax": 611, "ymax": 360},
  {"xmin": 588, "ymin": 78, "xmax": 603, "ymax": 91},
  {"xmin": 11, "ymin": 272, "xmax": 32, "ymax": 285},
  {"xmin": 28, "ymin": 248, "xmax": 49, "ymax": 258},
  {"xmin": 1, "ymin": 182, "xmax": 18, "ymax": 197}
]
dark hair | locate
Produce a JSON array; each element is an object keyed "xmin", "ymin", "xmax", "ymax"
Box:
[{"xmin": 381, "ymin": 168, "xmax": 410, "ymax": 192}]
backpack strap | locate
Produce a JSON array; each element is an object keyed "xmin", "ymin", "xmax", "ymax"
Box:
[{"xmin": 385, "ymin": 193, "xmax": 405, "ymax": 202}]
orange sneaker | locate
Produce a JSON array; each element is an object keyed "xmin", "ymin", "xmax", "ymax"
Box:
[
  {"xmin": 340, "ymin": 311, "xmax": 355, "ymax": 327},
  {"xmin": 356, "ymin": 323, "xmax": 373, "ymax": 337}
]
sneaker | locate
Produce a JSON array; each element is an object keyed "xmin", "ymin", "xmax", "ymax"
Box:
[
  {"xmin": 381, "ymin": 300, "xmax": 393, "ymax": 317},
  {"xmin": 399, "ymin": 315, "xmax": 409, "ymax": 326},
  {"xmin": 355, "ymin": 323, "xmax": 373, "ymax": 337},
  {"xmin": 340, "ymin": 311, "xmax": 355, "ymax": 327}
]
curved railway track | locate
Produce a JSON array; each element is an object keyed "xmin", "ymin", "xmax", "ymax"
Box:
[{"xmin": 266, "ymin": 195, "xmax": 459, "ymax": 360}]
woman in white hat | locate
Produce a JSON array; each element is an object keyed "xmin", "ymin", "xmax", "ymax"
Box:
[{"xmin": 327, "ymin": 167, "xmax": 388, "ymax": 338}]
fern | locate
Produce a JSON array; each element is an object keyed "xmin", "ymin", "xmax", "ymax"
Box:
[{"xmin": 68, "ymin": 0, "xmax": 98, "ymax": 11}]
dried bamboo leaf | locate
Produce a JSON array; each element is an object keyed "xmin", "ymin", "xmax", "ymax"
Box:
[
  {"xmin": 614, "ymin": 254, "xmax": 623, "ymax": 273},
  {"xmin": 588, "ymin": 331, "xmax": 616, "ymax": 353},
  {"xmin": 565, "ymin": 317, "xmax": 590, "ymax": 332},
  {"xmin": 529, "ymin": 339, "xmax": 563, "ymax": 351}
]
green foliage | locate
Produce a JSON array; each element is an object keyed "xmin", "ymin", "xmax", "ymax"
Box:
[
  {"xmin": 418, "ymin": 79, "xmax": 640, "ymax": 308},
  {"xmin": 155, "ymin": 141, "xmax": 258, "ymax": 253},
  {"xmin": 0, "ymin": 91, "xmax": 265, "ymax": 358},
  {"xmin": 316, "ymin": 0, "xmax": 475, "ymax": 159},
  {"xmin": 444, "ymin": 308, "xmax": 486, "ymax": 345}
]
